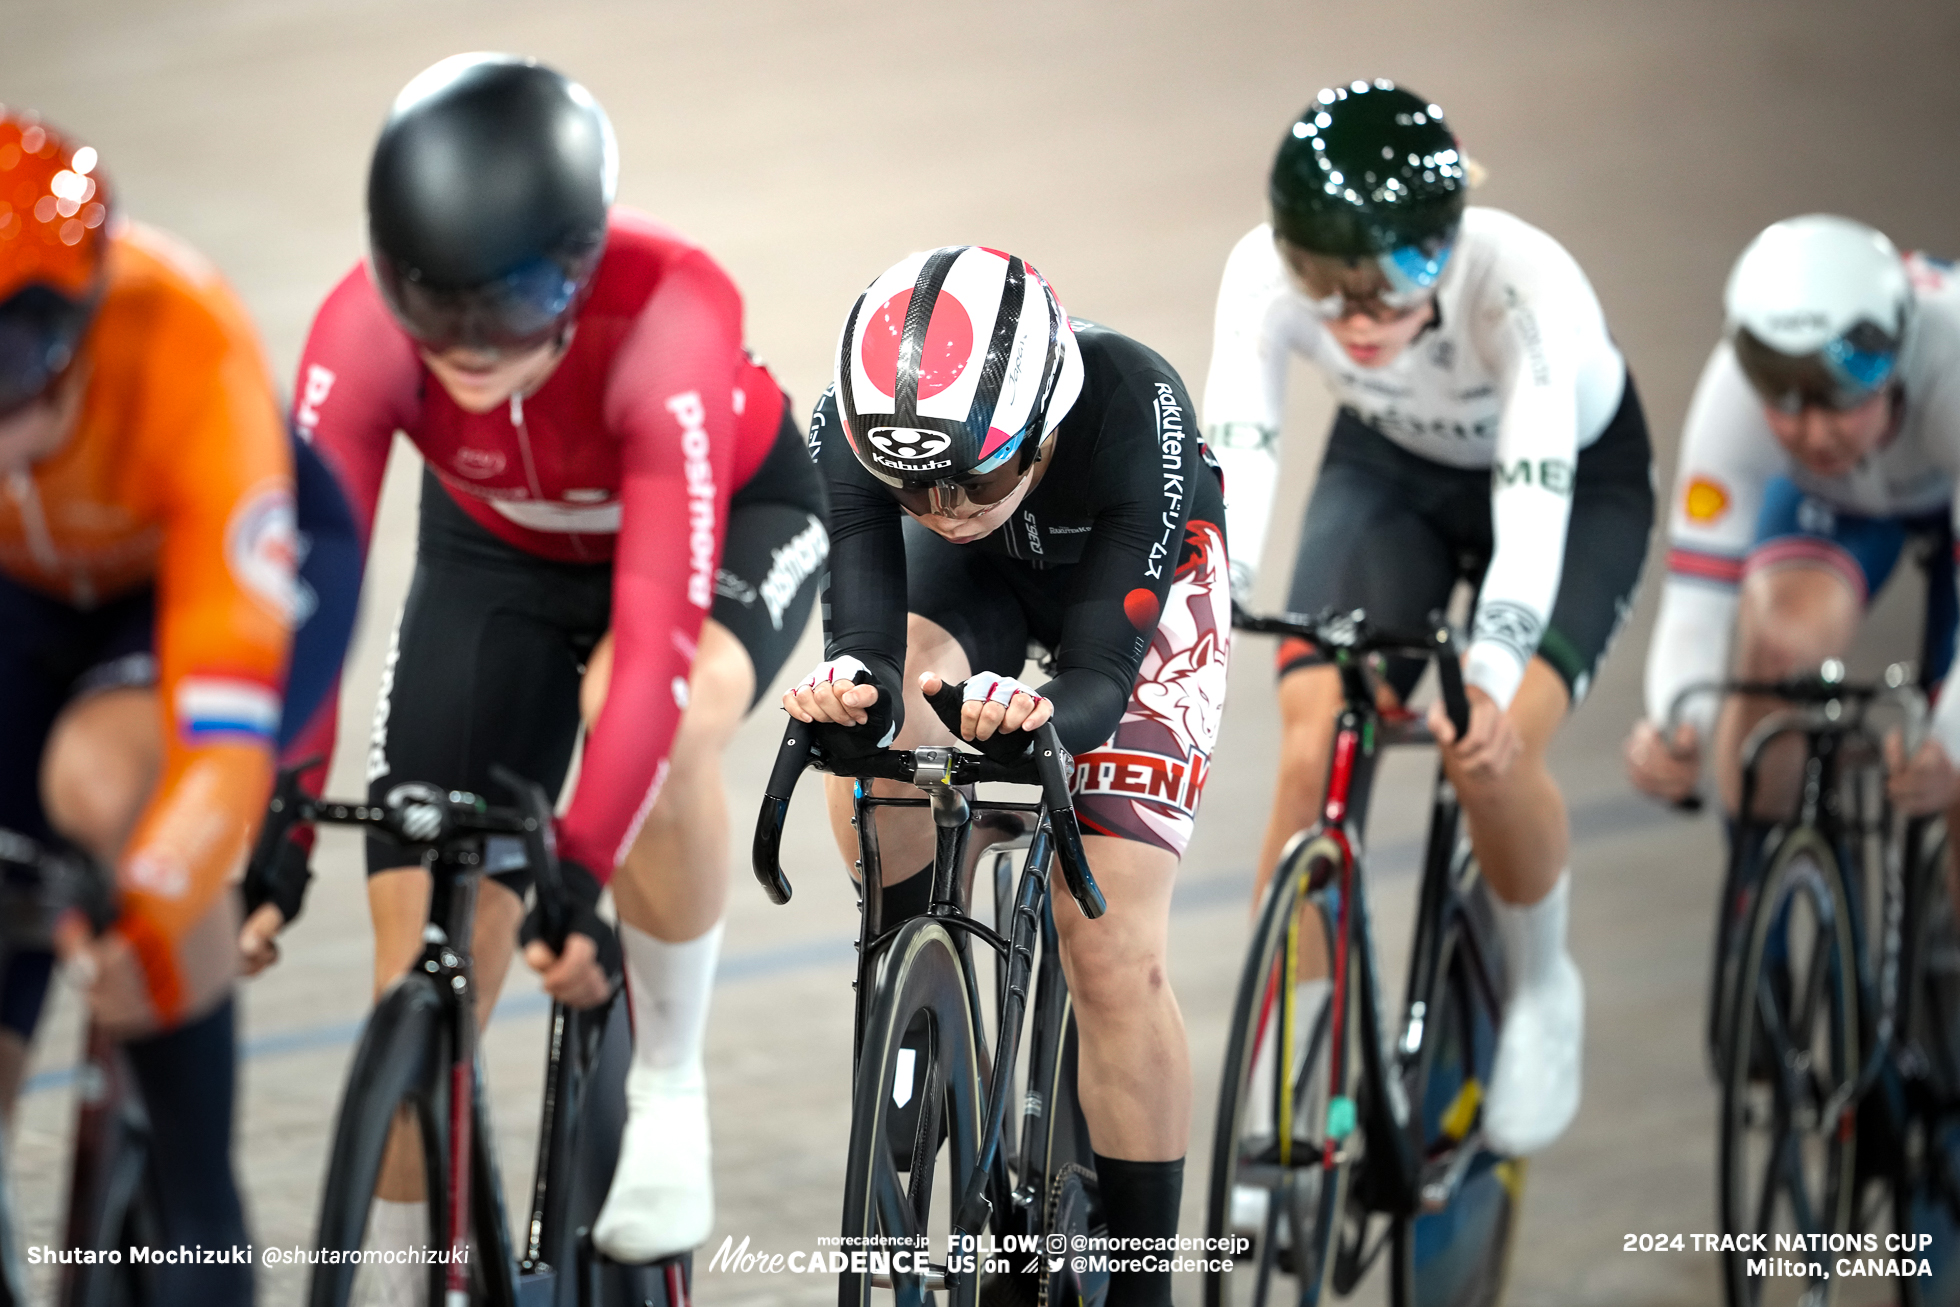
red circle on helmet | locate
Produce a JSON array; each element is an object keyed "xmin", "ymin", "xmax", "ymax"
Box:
[{"xmin": 858, "ymin": 289, "xmax": 975, "ymax": 400}]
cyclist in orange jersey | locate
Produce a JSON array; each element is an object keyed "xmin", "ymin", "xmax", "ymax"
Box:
[{"xmin": 0, "ymin": 111, "xmax": 291, "ymax": 1303}]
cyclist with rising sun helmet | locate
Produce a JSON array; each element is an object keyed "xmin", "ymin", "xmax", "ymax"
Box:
[
  {"xmin": 288, "ymin": 54, "xmax": 829, "ymax": 1287},
  {"xmin": 0, "ymin": 108, "xmax": 317, "ymax": 1303},
  {"xmin": 1628, "ymin": 217, "xmax": 1960, "ymax": 862},
  {"xmin": 786, "ymin": 245, "xmax": 1231, "ymax": 1307},
  {"xmin": 1203, "ymin": 79, "xmax": 1655, "ymax": 1158}
]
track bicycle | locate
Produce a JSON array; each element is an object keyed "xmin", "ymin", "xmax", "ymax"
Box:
[
  {"xmin": 1664, "ymin": 662, "xmax": 1960, "ymax": 1305},
  {"xmin": 752, "ymin": 686, "xmax": 1108, "ymax": 1307},
  {"xmin": 0, "ymin": 825, "xmax": 149, "ymax": 1307},
  {"xmin": 1207, "ymin": 606, "xmax": 1522, "ymax": 1307},
  {"xmin": 253, "ymin": 768, "xmax": 688, "ymax": 1307}
]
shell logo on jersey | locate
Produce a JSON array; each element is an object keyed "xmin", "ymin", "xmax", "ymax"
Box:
[
  {"xmin": 1685, "ymin": 476, "xmax": 1730, "ymax": 524},
  {"xmin": 225, "ymin": 486, "xmax": 298, "ymax": 620},
  {"xmin": 453, "ymin": 447, "xmax": 507, "ymax": 479}
]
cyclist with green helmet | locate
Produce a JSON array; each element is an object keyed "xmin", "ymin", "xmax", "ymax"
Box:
[{"xmin": 1203, "ymin": 80, "xmax": 1654, "ymax": 1157}]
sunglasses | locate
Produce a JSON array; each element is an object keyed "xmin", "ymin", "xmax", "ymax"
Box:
[{"xmin": 1278, "ymin": 237, "xmax": 1452, "ymax": 324}]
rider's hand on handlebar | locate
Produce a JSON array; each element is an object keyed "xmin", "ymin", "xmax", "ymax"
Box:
[
  {"xmin": 1884, "ymin": 728, "xmax": 1960, "ymax": 817},
  {"xmin": 237, "ymin": 903, "xmax": 285, "ymax": 977},
  {"xmin": 924, "ymin": 671, "xmax": 1053, "ymax": 742},
  {"xmin": 1426, "ymin": 685, "xmax": 1519, "ymax": 782},
  {"xmin": 520, "ymin": 857, "xmax": 617, "ymax": 1010},
  {"xmin": 1625, "ymin": 720, "xmax": 1703, "ymax": 803},
  {"xmin": 782, "ymin": 655, "xmax": 891, "ymax": 736}
]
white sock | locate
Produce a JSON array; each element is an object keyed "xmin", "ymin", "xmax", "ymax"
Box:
[
  {"xmin": 622, "ymin": 919, "xmax": 723, "ymax": 1085},
  {"xmin": 1493, "ymin": 872, "xmax": 1570, "ymax": 994},
  {"xmin": 355, "ymin": 1198, "xmax": 427, "ymax": 1307},
  {"xmin": 593, "ymin": 920, "xmax": 723, "ymax": 1262}
]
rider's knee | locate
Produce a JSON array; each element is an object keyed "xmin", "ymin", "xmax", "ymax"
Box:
[
  {"xmin": 1737, "ymin": 568, "xmax": 1858, "ymax": 678},
  {"xmin": 1276, "ymin": 669, "xmax": 1341, "ymax": 766},
  {"xmin": 1064, "ymin": 937, "xmax": 1170, "ymax": 1020},
  {"xmin": 42, "ymin": 689, "xmax": 160, "ymax": 863}
]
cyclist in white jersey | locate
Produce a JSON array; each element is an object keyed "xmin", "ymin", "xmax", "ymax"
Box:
[
  {"xmin": 1628, "ymin": 216, "xmax": 1960, "ymax": 846},
  {"xmin": 1205, "ymin": 80, "xmax": 1654, "ymax": 1155}
]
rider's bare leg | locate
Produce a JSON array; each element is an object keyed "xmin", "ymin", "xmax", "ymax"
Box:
[
  {"xmin": 587, "ymin": 619, "xmax": 754, "ymax": 1262},
  {"xmin": 1449, "ymin": 656, "xmax": 1581, "ymax": 1155},
  {"xmin": 1714, "ymin": 561, "xmax": 1860, "ymax": 820}
]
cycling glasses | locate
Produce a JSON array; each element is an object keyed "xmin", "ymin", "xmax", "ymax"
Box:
[
  {"xmin": 856, "ymin": 424, "xmax": 1039, "ymax": 519},
  {"xmin": 0, "ymin": 284, "xmax": 96, "ymax": 418},
  {"xmin": 1278, "ymin": 235, "xmax": 1455, "ymax": 323},
  {"xmin": 1733, "ymin": 321, "xmax": 1901, "ymax": 414},
  {"xmin": 371, "ymin": 245, "xmax": 602, "ymax": 353}
]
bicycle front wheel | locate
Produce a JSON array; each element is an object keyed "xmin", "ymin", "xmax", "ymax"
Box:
[
  {"xmin": 1390, "ymin": 874, "xmax": 1522, "ymax": 1307},
  {"xmin": 309, "ymin": 975, "xmax": 453, "ymax": 1307},
  {"xmin": 1205, "ymin": 836, "xmax": 1364, "ymax": 1307},
  {"xmin": 839, "ymin": 919, "xmax": 985, "ymax": 1307},
  {"xmin": 1718, "ymin": 827, "xmax": 1860, "ymax": 1307}
]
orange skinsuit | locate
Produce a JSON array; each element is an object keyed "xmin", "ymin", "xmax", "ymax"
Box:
[{"xmin": 0, "ymin": 224, "xmax": 294, "ymax": 1023}]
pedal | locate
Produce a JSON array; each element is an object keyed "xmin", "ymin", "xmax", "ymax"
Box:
[
  {"xmin": 1419, "ymin": 1130, "xmax": 1485, "ymax": 1212},
  {"xmin": 584, "ymin": 1244, "xmax": 693, "ymax": 1307}
]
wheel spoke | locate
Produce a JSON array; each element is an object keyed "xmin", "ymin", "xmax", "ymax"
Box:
[
  {"xmin": 1751, "ymin": 1104, "xmax": 1788, "ymax": 1235},
  {"xmin": 907, "ymin": 1048, "xmax": 943, "ymax": 1229},
  {"xmin": 872, "ymin": 1119, "xmax": 920, "ymax": 1245},
  {"xmin": 1778, "ymin": 1127, "xmax": 1820, "ymax": 1234}
]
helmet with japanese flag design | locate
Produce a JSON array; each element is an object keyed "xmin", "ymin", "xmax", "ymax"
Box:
[{"xmin": 833, "ymin": 246, "xmax": 1084, "ymax": 512}]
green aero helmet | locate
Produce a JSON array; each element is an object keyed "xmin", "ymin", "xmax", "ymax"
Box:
[{"xmin": 1269, "ymin": 80, "xmax": 1468, "ymax": 300}]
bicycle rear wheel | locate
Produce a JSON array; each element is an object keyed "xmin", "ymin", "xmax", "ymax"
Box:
[
  {"xmin": 309, "ymin": 975, "xmax": 454, "ymax": 1307},
  {"xmin": 840, "ymin": 919, "xmax": 986, "ymax": 1307},
  {"xmin": 1205, "ymin": 838, "xmax": 1365, "ymax": 1307},
  {"xmin": 1390, "ymin": 876, "xmax": 1522, "ymax": 1307},
  {"xmin": 1895, "ymin": 826, "xmax": 1960, "ymax": 1307},
  {"xmin": 1718, "ymin": 827, "xmax": 1860, "ymax": 1307}
]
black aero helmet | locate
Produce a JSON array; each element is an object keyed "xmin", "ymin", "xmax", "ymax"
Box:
[
  {"xmin": 1270, "ymin": 80, "xmax": 1467, "ymax": 297},
  {"xmin": 367, "ymin": 54, "xmax": 617, "ymax": 352}
]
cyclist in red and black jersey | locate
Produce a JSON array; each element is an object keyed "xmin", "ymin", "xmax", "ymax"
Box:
[{"xmin": 286, "ymin": 55, "xmax": 827, "ymax": 1279}]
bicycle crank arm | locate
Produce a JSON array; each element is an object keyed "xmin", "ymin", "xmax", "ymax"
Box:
[
  {"xmin": 1418, "ymin": 1129, "xmax": 1487, "ymax": 1212},
  {"xmin": 872, "ymin": 1265, "xmax": 950, "ymax": 1292}
]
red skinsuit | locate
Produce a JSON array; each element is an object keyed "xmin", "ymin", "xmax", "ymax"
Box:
[{"xmin": 294, "ymin": 209, "xmax": 783, "ymax": 876}]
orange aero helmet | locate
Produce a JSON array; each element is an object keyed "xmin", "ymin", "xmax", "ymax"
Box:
[{"xmin": 0, "ymin": 110, "xmax": 112, "ymax": 415}]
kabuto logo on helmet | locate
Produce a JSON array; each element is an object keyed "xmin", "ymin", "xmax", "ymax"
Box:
[{"xmin": 866, "ymin": 427, "xmax": 952, "ymax": 464}]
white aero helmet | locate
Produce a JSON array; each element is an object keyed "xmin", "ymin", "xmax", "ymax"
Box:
[
  {"xmin": 835, "ymin": 246, "xmax": 1084, "ymax": 512},
  {"xmin": 1724, "ymin": 214, "xmax": 1911, "ymax": 411}
]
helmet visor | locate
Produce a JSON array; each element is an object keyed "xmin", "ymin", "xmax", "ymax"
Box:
[
  {"xmin": 0, "ymin": 285, "xmax": 95, "ymax": 418},
  {"xmin": 1278, "ymin": 235, "xmax": 1454, "ymax": 322},
  {"xmin": 371, "ymin": 244, "xmax": 603, "ymax": 353},
  {"xmin": 1733, "ymin": 321, "xmax": 1901, "ymax": 413}
]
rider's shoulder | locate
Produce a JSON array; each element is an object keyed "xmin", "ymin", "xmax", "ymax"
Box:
[
  {"xmin": 1901, "ymin": 254, "xmax": 1960, "ymax": 386},
  {"xmin": 1454, "ymin": 207, "xmax": 1593, "ymax": 292},
  {"xmin": 583, "ymin": 208, "xmax": 739, "ymax": 320},
  {"xmin": 90, "ymin": 223, "xmax": 270, "ymax": 393},
  {"xmin": 1070, "ymin": 318, "xmax": 1182, "ymax": 392}
]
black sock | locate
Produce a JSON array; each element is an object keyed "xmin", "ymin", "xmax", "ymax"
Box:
[
  {"xmin": 1094, "ymin": 1153, "xmax": 1183, "ymax": 1307},
  {"xmin": 878, "ymin": 863, "xmax": 934, "ymax": 929}
]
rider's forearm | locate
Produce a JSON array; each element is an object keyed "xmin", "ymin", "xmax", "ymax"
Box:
[
  {"xmin": 1034, "ymin": 666, "xmax": 1131, "ymax": 756},
  {"xmin": 1207, "ymin": 429, "xmax": 1279, "ymax": 596},
  {"xmin": 1643, "ymin": 573, "xmax": 1738, "ymax": 738}
]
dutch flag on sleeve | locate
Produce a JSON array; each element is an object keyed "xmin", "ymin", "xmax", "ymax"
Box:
[{"xmin": 176, "ymin": 677, "xmax": 282, "ymax": 744}]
